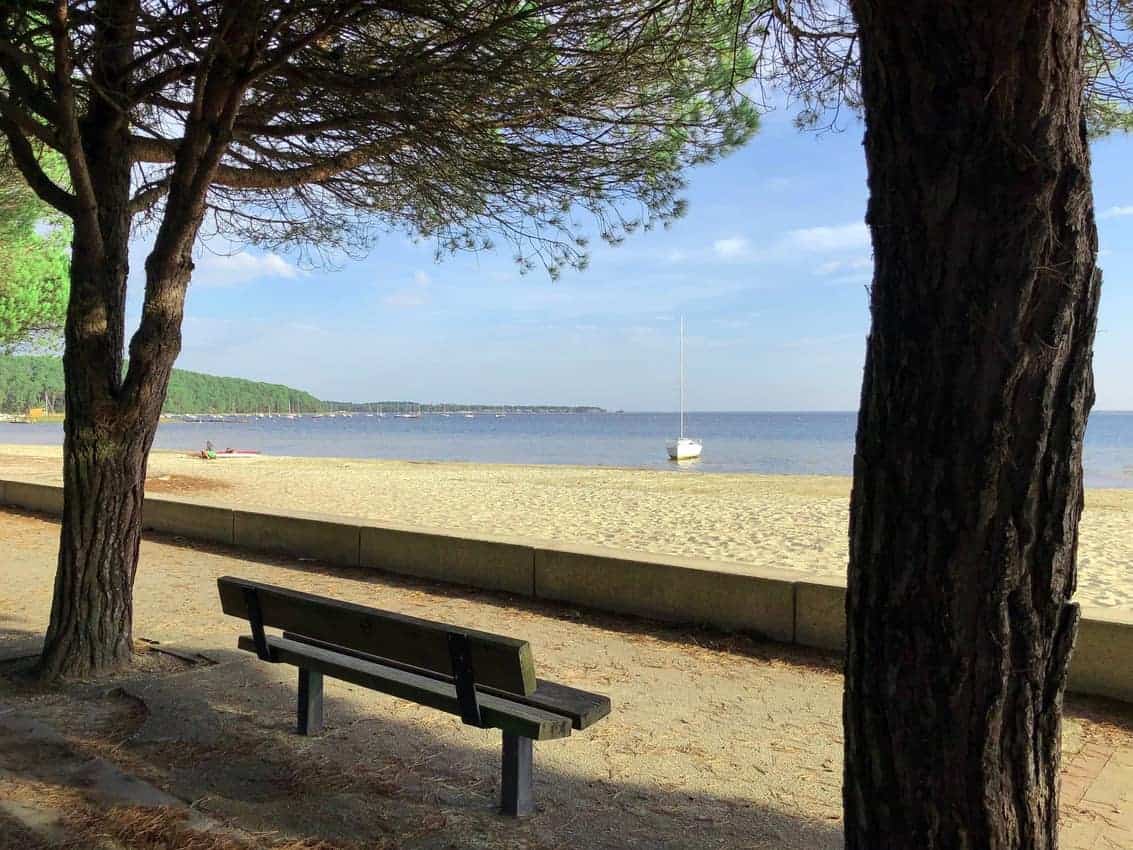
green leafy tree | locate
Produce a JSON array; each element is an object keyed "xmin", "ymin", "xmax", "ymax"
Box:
[
  {"xmin": 0, "ymin": 0, "xmax": 759, "ymax": 679},
  {"xmin": 0, "ymin": 143, "xmax": 69, "ymax": 351}
]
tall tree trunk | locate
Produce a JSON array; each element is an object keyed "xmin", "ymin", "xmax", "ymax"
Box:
[
  {"xmin": 38, "ymin": 243, "xmax": 189, "ymax": 680},
  {"xmin": 844, "ymin": 2, "xmax": 1099, "ymax": 848},
  {"xmin": 36, "ymin": 0, "xmax": 176, "ymax": 679}
]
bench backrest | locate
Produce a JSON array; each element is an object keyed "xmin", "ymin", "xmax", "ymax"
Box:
[{"xmin": 217, "ymin": 576, "xmax": 536, "ymax": 695}]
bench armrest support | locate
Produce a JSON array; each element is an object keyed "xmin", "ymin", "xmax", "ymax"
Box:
[
  {"xmin": 447, "ymin": 632, "xmax": 485, "ymax": 727},
  {"xmin": 244, "ymin": 587, "xmax": 276, "ymax": 662}
]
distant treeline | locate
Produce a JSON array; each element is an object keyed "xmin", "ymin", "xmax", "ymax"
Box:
[
  {"xmin": 325, "ymin": 401, "xmax": 605, "ymax": 414},
  {"xmin": 0, "ymin": 356, "xmax": 604, "ymax": 415},
  {"xmin": 0, "ymin": 355, "xmax": 325, "ymax": 414}
]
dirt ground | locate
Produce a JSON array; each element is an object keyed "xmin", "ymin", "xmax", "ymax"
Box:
[{"xmin": 2, "ymin": 508, "xmax": 1131, "ymax": 849}]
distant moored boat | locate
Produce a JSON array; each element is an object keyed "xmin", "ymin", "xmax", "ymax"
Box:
[{"xmin": 666, "ymin": 317, "xmax": 702, "ymax": 461}]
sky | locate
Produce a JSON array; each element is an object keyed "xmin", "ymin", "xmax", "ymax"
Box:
[{"xmin": 127, "ymin": 108, "xmax": 1133, "ymax": 412}]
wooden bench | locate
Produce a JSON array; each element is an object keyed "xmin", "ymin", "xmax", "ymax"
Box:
[{"xmin": 217, "ymin": 576, "xmax": 611, "ymax": 816}]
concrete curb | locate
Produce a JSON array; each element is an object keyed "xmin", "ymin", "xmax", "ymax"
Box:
[
  {"xmin": 234, "ymin": 507, "xmax": 361, "ymax": 567},
  {"xmin": 2, "ymin": 476, "xmax": 1131, "ymax": 704},
  {"xmin": 143, "ymin": 496, "xmax": 235, "ymax": 545},
  {"xmin": 534, "ymin": 544, "xmax": 796, "ymax": 643},
  {"xmin": 359, "ymin": 522, "xmax": 535, "ymax": 597},
  {"xmin": 795, "ymin": 580, "xmax": 847, "ymax": 652},
  {"xmin": 3, "ymin": 480, "xmax": 64, "ymax": 515},
  {"xmin": 1070, "ymin": 607, "xmax": 1133, "ymax": 704}
]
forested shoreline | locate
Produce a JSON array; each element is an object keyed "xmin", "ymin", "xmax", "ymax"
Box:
[
  {"xmin": 0, "ymin": 355, "xmax": 325, "ymax": 415},
  {"xmin": 0, "ymin": 356, "xmax": 603, "ymax": 415}
]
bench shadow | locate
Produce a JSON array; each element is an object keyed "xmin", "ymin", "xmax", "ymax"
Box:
[{"xmin": 0, "ymin": 641, "xmax": 845, "ymax": 850}]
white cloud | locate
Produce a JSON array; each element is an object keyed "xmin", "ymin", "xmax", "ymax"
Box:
[
  {"xmin": 784, "ymin": 222, "xmax": 869, "ymax": 253},
  {"xmin": 713, "ymin": 236, "xmax": 750, "ymax": 259},
  {"xmin": 816, "ymin": 256, "xmax": 873, "ymax": 276},
  {"xmin": 705, "ymin": 222, "xmax": 869, "ymax": 267},
  {"xmin": 1101, "ymin": 205, "xmax": 1133, "ymax": 219},
  {"xmin": 382, "ymin": 269, "xmax": 432, "ymax": 307},
  {"xmin": 194, "ymin": 251, "xmax": 303, "ymax": 287}
]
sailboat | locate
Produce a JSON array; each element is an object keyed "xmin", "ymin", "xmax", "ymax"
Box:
[
  {"xmin": 395, "ymin": 403, "xmax": 421, "ymax": 419},
  {"xmin": 666, "ymin": 317, "xmax": 702, "ymax": 461}
]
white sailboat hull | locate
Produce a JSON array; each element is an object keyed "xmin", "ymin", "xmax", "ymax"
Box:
[{"xmin": 667, "ymin": 438, "xmax": 703, "ymax": 461}]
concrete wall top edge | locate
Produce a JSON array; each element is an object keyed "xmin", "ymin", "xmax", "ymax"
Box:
[
  {"xmin": 231, "ymin": 504, "xmax": 366, "ymax": 526},
  {"xmin": 794, "ymin": 577, "xmax": 849, "ymax": 592},
  {"xmin": 538, "ymin": 540, "xmax": 809, "ymax": 584},
  {"xmin": 1077, "ymin": 606, "xmax": 1133, "ymax": 627},
  {"xmin": 143, "ymin": 493, "xmax": 240, "ymax": 514},
  {"xmin": 357, "ymin": 518, "xmax": 539, "ymax": 550},
  {"xmin": 0, "ymin": 476, "xmax": 60, "ymax": 489}
]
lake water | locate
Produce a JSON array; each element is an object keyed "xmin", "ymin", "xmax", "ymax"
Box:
[{"xmin": 3, "ymin": 411, "xmax": 1133, "ymax": 488}]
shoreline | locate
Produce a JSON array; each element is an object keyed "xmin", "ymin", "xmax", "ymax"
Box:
[
  {"xmin": 2, "ymin": 443, "xmax": 1131, "ymax": 611},
  {"xmin": 3, "ymin": 419, "xmax": 1132, "ymax": 487}
]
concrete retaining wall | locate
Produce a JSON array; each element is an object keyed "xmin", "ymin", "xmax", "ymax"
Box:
[
  {"xmin": 233, "ymin": 508, "xmax": 360, "ymax": 566},
  {"xmin": 360, "ymin": 523, "xmax": 535, "ymax": 597},
  {"xmin": 1069, "ymin": 608, "xmax": 1133, "ymax": 704},
  {"xmin": 3, "ymin": 480, "xmax": 64, "ymax": 516},
  {"xmin": 534, "ymin": 544, "xmax": 796, "ymax": 643},
  {"xmin": 795, "ymin": 580, "xmax": 847, "ymax": 652},
  {"xmin": 142, "ymin": 497, "xmax": 234, "ymax": 545},
  {"xmin": 3, "ymin": 475, "xmax": 1132, "ymax": 704}
]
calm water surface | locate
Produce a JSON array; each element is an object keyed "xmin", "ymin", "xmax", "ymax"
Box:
[{"xmin": 3, "ymin": 411, "xmax": 1132, "ymax": 488}]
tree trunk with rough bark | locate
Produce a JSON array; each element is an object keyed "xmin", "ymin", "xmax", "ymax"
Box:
[
  {"xmin": 844, "ymin": 2, "xmax": 1100, "ymax": 848},
  {"xmin": 38, "ymin": 6, "xmax": 142, "ymax": 677},
  {"xmin": 40, "ymin": 244, "xmax": 144, "ymax": 678},
  {"xmin": 38, "ymin": 238, "xmax": 192, "ymax": 680}
]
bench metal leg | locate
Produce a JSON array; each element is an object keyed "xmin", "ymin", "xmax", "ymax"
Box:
[
  {"xmin": 297, "ymin": 668, "xmax": 324, "ymax": 735},
  {"xmin": 500, "ymin": 732, "xmax": 534, "ymax": 817}
]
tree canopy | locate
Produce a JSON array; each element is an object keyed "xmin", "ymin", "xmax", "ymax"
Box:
[
  {"xmin": 727, "ymin": 1, "xmax": 1133, "ymax": 134},
  {"xmin": 1, "ymin": 0, "xmax": 761, "ymax": 277},
  {"xmin": 0, "ymin": 142, "xmax": 69, "ymax": 352}
]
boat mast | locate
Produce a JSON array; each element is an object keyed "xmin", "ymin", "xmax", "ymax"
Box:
[{"xmin": 679, "ymin": 316, "xmax": 685, "ymax": 440}]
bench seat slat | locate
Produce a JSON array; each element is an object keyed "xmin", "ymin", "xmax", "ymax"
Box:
[
  {"xmin": 219, "ymin": 576, "xmax": 536, "ymax": 695},
  {"xmin": 280, "ymin": 632, "xmax": 611, "ymax": 730},
  {"xmin": 237, "ymin": 635, "xmax": 572, "ymax": 741}
]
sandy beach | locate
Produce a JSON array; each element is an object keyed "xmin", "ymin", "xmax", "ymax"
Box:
[{"xmin": 2, "ymin": 443, "xmax": 1131, "ymax": 611}]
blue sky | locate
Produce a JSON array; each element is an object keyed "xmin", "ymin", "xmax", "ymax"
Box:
[{"xmin": 132, "ymin": 108, "xmax": 1133, "ymax": 411}]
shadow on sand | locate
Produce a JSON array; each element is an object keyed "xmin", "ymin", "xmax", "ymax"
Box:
[
  {"xmin": 3, "ymin": 515, "xmax": 1131, "ymax": 850},
  {"xmin": 0, "ymin": 620, "xmax": 844, "ymax": 850}
]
